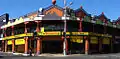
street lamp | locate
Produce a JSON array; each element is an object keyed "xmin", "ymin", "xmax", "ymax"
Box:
[{"xmin": 63, "ymin": 0, "xmax": 73, "ymax": 56}]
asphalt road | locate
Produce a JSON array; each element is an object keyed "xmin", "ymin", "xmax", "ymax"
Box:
[{"xmin": 1, "ymin": 53, "xmax": 120, "ymax": 59}]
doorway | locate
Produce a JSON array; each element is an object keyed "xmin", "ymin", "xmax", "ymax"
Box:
[{"xmin": 42, "ymin": 40, "xmax": 63, "ymax": 53}]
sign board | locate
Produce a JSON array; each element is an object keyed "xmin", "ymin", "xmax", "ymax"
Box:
[
  {"xmin": 71, "ymin": 36, "xmax": 83, "ymax": 43},
  {"xmin": 102, "ymin": 38, "xmax": 110, "ymax": 44},
  {"xmin": 38, "ymin": 31, "xmax": 61, "ymax": 36},
  {"xmin": 44, "ymin": 31, "xmax": 61, "ymax": 36},
  {"xmin": 7, "ymin": 40, "xmax": 12, "ymax": 45},
  {"xmin": 90, "ymin": 37, "xmax": 98, "ymax": 44},
  {"xmin": 15, "ymin": 39, "xmax": 25, "ymax": 45},
  {"xmin": 72, "ymin": 32, "xmax": 89, "ymax": 35}
]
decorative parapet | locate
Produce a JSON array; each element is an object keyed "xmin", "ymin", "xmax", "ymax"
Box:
[
  {"xmin": 1, "ymin": 17, "xmax": 24, "ymax": 29},
  {"xmin": 69, "ymin": 12, "xmax": 77, "ymax": 20},
  {"xmin": 107, "ymin": 21, "xmax": 113, "ymax": 27},
  {"xmin": 113, "ymin": 24, "xmax": 116, "ymax": 28},
  {"xmin": 96, "ymin": 19, "xmax": 103, "ymax": 25},
  {"xmin": 116, "ymin": 24, "xmax": 120, "ymax": 29},
  {"xmin": 91, "ymin": 20, "xmax": 96, "ymax": 24},
  {"xmin": 83, "ymin": 16, "xmax": 91, "ymax": 22}
]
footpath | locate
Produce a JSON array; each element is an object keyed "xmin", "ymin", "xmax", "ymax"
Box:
[{"xmin": 0, "ymin": 52, "xmax": 85, "ymax": 57}]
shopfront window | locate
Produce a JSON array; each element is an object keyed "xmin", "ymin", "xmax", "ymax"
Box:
[
  {"xmin": 6, "ymin": 28, "xmax": 12, "ymax": 36},
  {"xmin": 14, "ymin": 27, "xmax": 24, "ymax": 35},
  {"xmin": 67, "ymin": 21, "xmax": 79, "ymax": 32},
  {"xmin": 43, "ymin": 24, "xmax": 64, "ymax": 31}
]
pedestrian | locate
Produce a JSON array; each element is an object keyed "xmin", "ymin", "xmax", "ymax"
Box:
[{"xmin": 29, "ymin": 48, "xmax": 32, "ymax": 56}]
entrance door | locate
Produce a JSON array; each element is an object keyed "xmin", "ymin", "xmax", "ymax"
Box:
[
  {"xmin": 102, "ymin": 38, "xmax": 110, "ymax": 53},
  {"xmin": 7, "ymin": 40, "xmax": 12, "ymax": 52},
  {"xmin": 42, "ymin": 40, "xmax": 63, "ymax": 53},
  {"xmin": 89, "ymin": 37, "xmax": 99, "ymax": 54},
  {"xmin": 0, "ymin": 41, "xmax": 2, "ymax": 51},
  {"xmin": 70, "ymin": 36, "xmax": 84, "ymax": 54}
]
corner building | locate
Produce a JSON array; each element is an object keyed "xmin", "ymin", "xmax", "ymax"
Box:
[{"xmin": 1, "ymin": 2, "xmax": 120, "ymax": 55}]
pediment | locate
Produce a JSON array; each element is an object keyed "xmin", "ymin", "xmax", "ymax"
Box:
[
  {"xmin": 44, "ymin": 5, "xmax": 63, "ymax": 17},
  {"xmin": 43, "ymin": 12, "xmax": 61, "ymax": 20},
  {"xmin": 75, "ymin": 7, "xmax": 90, "ymax": 17}
]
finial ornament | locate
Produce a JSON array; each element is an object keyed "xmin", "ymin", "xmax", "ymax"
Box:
[
  {"xmin": 52, "ymin": 0, "xmax": 56, "ymax": 5},
  {"xmin": 102, "ymin": 12, "xmax": 104, "ymax": 15},
  {"xmin": 80, "ymin": 6, "xmax": 83, "ymax": 8}
]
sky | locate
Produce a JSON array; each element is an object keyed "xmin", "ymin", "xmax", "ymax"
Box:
[{"xmin": 0, "ymin": 0, "xmax": 120, "ymax": 21}]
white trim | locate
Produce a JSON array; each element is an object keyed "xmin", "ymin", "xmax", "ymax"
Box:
[
  {"xmin": 0, "ymin": 38, "xmax": 2, "ymax": 40},
  {"xmin": 91, "ymin": 20, "xmax": 96, "ymax": 23},
  {"xmin": 77, "ymin": 18, "xmax": 80, "ymax": 20},
  {"xmin": 62, "ymin": 17, "xmax": 70, "ymax": 20},
  {"xmin": 113, "ymin": 25, "xmax": 116, "ymax": 28},
  {"xmin": 24, "ymin": 18, "xmax": 30, "ymax": 22},
  {"xmin": 34, "ymin": 17, "xmax": 42, "ymax": 21}
]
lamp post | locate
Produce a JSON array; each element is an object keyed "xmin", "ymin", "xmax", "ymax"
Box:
[{"xmin": 63, "ymin": 0, "xmax": 73, "ymax": 56}]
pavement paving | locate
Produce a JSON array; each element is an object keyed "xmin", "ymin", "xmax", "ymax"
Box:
[{"xmin": 1, "ymin": 52, "xmax": 120, "ymax": 59}]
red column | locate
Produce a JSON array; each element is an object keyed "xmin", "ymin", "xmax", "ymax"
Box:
[
  {"xmin": 11, "ymin": 26, "xmax": 15, "ymax": 52},
  {"xmin": 24, "ymin": 37, "xmax": 28, "ymax": 54},
  {"xmin": 2, "ymin": 40, "xmax": 5, "ymax": 52},
  {"xmin": 5, "ymin": 40, "xmax": 7, "ymax": 52},
  {"xmin": 24, "ymin": 22, "xmax": 28, "ymax": 34},
  {"xmin": 35, "ymin": 21, "xmax": 41, "ymax": 55},
  {"xmin": 79, "ymin": 18, "xmax": 82, "ymax": 32},
  {"xmin": 66, "ymin": 39, "xmax": 68, "ymax": 54},
  {"xmin": 36, "ymin": 38, "xmax": 42, "ymax": 54},
  {"xmin": 24, "ymin": 22, "xmax": 29, "ymax": 54},
  {"xmin": 4, "ymin": 28, "xmax": 7, "ymax": 52},
  {"xmin": 84, "ymin": 36, "xmax": 89, "ymax": 55}
]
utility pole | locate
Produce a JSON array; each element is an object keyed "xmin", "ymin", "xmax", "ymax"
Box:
[
  {"xmin": 63, "ymin": 0, "xmax": 73, "ymax": 56},
  {"xmin": 63, "ymin": 0, "xmax": 67, "ymax": 56}
]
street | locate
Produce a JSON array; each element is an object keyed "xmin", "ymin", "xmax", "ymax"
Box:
[{"xmin": 1, "ymin": 53, "xmax": 120, "ymax": 59}]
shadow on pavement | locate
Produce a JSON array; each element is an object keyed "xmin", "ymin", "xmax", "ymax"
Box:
[{"xmin": 0, "ymin": 56, "xmax": 4, "ymax": 58}]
